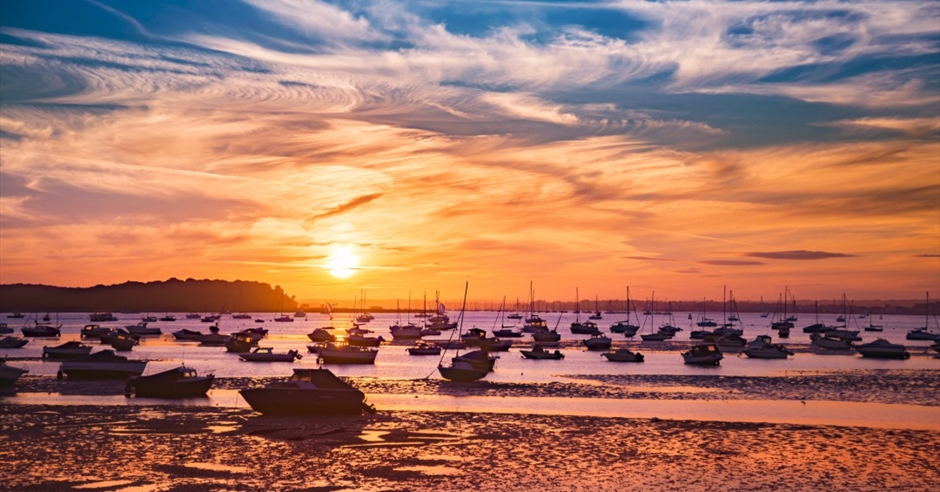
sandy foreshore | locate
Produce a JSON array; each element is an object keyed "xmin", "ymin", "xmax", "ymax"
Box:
[{"xmin": 2, "ymin": 368, "xmax": 940, "ymax": 491}]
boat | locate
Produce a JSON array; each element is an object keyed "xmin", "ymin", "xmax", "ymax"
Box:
[
  {"xmin": 711, "ymin": 333, "xmax": 746, "ymax": 350},
  {"xmin": 185, "ymin": 312, "xmax": 201, "ymax": 319},
  {"xmin": 42, "ymin": 341, "xmax": 93, "ymax": 359},
  {"xmin": 601, "ymin": 347, "xmax": 644, "ymax": 363},
  {"xmin": 316, "ymin": 342, "xmax": 378, "ymax": 364},
  {"xmin": 810, "ymin": 334, "xmax": 855, "ymax": 354},
  {"xmin": 531, "ymin": 326, "xmax": 561, "ymax": 346},
  {"xmin": 141, "ymin": 315, "xmax": 158, "ymax": 323},
  {"xmin": 742, "ymin": 335, "xmax": 793, "ymax": 359},
  {"xmin": 159, "ymin": 314, "xmax": 177, "ymax": 322},
  {"xmin": 681, "ymin": 343, "xmax": 723, "ymax": 365},
  {"xmin": 438, "ymin": 284, "xmax": 491, "ymax": 382},
  {"xmin": 239, "ymin": 347, "xmax": 303, "ymax": 362},
  {"xmin": 21, "ymin": 322, "xmax": 61, "ymax": 337},
  {"xmin": 172, "ymin": 328, "xmax": 206, "ymax": 341},
  {"xmin": 224, "ymin": 332, "xmax": 256, "ymax": 353},
  {"xmin": 110, "ymin": 332, "xmax": 139, "ymax": 351},
  {"xmin": 274, "ymin": 314, "xmax": 293, "ymax": 322},
  {"xmin": 582, "ymin": 333, "xmax": 613, "ymax": 351},
  {"xmin": 438, "ymin": 359, "xmax": 489, "ymax": 382},
  {"xmin": 492, "ymin": 326, "xmax": 523, "ymax": 338},
  {"xmin": 588, "ymin": 295, "xmax": 602, "ymax": 320},
  {"xmin": 856, "ymin": 339, "xmax": 910, "ymax": 359},
  {"xmin": 126, "ymin": 322, "xmax": 161, "ymax": 336},
  {"xmin": 907, "ymin": 293, "xmax": 940, "ymax": 340},
  {"xmin": 7, "ymin": 313, "xmax": 25, "ymax": 319},
  {"xmin": 696, "ymin": 297, "xmax": 717, "ymax": 327},
  {"xmin": 347, "ymin": 334, "xmax": 384, "ymax": 347},
  {"xmin": 480, "ymin": 338, "xmax": 512, "ymax": 351},
  {"xmin": 610, "ymin": 287, "xmax": 641, "ymax": 336},
  {"xmin": 0, "ymin": 323, "xmax": 11, "ymax": 334},
  {"xmin": 239, "ymin": 368, "xmax": 369, "ymax": 415},
  {"xmin": 294, "ymin": 310, "xmax": 307, "ymax": 318},
  {"xmin": 0, "ymin": 359, "xmax": 28, "ymax": 388},
  {"xmin": 58, "ymin": 350, "xmax": 147, "ymax": 380},
  {"xmin": 390, "ymin": 323, "xmax": 423, "ymax": 340},
  {"xmin": 407, "ymin": 341, "xmax": 442, "ymax": 356},
  {"xmin": 89, "ymin": 312, "xmax": 118, "ymax": 322},
  {"xmin": 307, "ymin": 328, "xmax": 337, "ymax": 342},
  {"xmin": 125, "ymin": 366, "xmax": 215, "ymax": 398},
  {"xmin": 520, "ymin": 344, "xmax": 564, "ymax": 360},
  {"xmin": 0, "ymin": 336, "xmax": 28, "ymax": 348}
]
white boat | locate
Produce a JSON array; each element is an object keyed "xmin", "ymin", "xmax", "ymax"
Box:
[
  {"xmin": 389, "ymin": 324, "xmax": 423, "ymax": 340},
  {"xmin": 601, "ymin": 347, "xmax": 644, "ymax": 363},
  {"xmin": 347, "ymin": 334, "xmax": 384, "ymax": 347},
  {"xmin": 520, "ymin": 344, "xmax": 564, "ymax": 360},
  {"xmin": 582, "ymin": 333, "xmax": 612, "ymax": 351},
  {"xmin": 125, "ymin": 322, "xmax": 161, "ymax": 336},
  {"xmin": 0, "ymin": 336, "xmax": 28, "ymax": 349},
  {"xmin": 58, "ymin": 350, "xmax": 147, "ymax": 380},
  {"xmin": 742, "ymin": 335, "xmax": 793, "ymax": 359},
  {"xmin": 307, "ymin": 328, "xmax": 337, "ymax": 342},
  {"xmin": 239, "ymin": 368, "xmax": 369, "ymax": 415},
  {"xmin": 856, "ymin": 339, "xmax": 910, "ymax": 359},
  {"xmin": 407, "ymin": 341, "xmax": 442, "ymax": 356},
  {"xmin": 239, "ymin": 347, "xmax": 302, "ymax": 362},
  {"xmin": 316, "ymin": 343, "xmax": 378, "ymax": 364},
  {"xmin": 41, "ymin": 341, "xmax": 93, "ymax": 359},
  {"xmin": 0, "ymin": 359, "xmax": 28, "ymax": 388},
  {"xmin": 810, "ymin": 334, "xmax": 855, "ymax": 354},
  {"xmin": 682, "ymin": 343, "xmax": 723, "ymax": 365}
]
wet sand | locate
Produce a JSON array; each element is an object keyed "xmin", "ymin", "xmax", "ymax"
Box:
[{"xmin": 2, "ymin": 369, "xmax": 940, "ymax": 491}]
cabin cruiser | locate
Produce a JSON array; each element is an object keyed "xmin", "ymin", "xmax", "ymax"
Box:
[
  {"xmin": 407, "ymin": 341, "xmax": 442, "ymax": 356},
  {"xmin": 0, "ymin": 359, "xmax": 28, "ymax": 388},
  {"xmin": 0, "ymin": 336, "xmax": 28, "ymax": 349},
  {"xmin": 58, "ymin": 350, "xmax": 147, "ymax": 380},
  {"xmin": 609, "ymin": 321, "xmax": 640, "ymax": 336},
  {"xmin": 0, "ymin": 323, "xmax": 11, "ymax": 334},
  {"xmin": 239, "ymin": 368, "xmax": 368, "ymax": 415},
  {"xmin": 347, "ymin": 334, "xmax": 384, "ymax": 347},
  {"xmin": 110, "ymin": 331, "xmax": 139, "ymax": 351},
  {"xmin": 126, "ymin": 366, "xmax": 214, "ymax": 398},
  {"xmin": 89, "ymin": 312, "xmax": 118, "ymax": 322},
  {"xmin": 742, "ymin": 335, "xmax": 793, "ymax": 359},
  {"xmin": 582, "ymin": 333, "xmax": 613, "ymax": 351},
  {"xmin": 42, "ymin": 341, "xmax": 93, "ymax": 359},
  {"xmin": 906, "ymin": 328, "xmax": 940, "ymax": 341},
  {"xmin": 856, "ymin": 339, "xmax": 910, "ymax": 359},
  {"xmin": 80, "ymin": 324, "xmax": 111, "ymax": 339},
  {"xmin": 316, "ymin": 342, "xmax": 378, "ymax": 364},
  {"xmin": 389, "ymin": 324, "xmax": 423, "ymax": 340},
  {"xmin": 307, "ymin": 328, "xmax": 336, "ymax": 342},
  {"xmin": 810, "ymin": 334, "xmax": 855, "ymax": 353},
  {"xmin": 601, "ymin": 347, "xmax": 644, "ymax": 363},
  {"xmin": 492, "ymin": 326, "xmax": 523, "ymax": 338},
  {"xmin": 453, "ymin": 349, "xmax": 497, "ymax": 372},
  {"xmin": 681, "ymin": 343, "xmax": 723, "ymax": 365},
  {"xmin": 239, "ymin": 347, "xmax": 302, "ymax": 362},
  {"xmin": 125, "ymin": 322, "xmax": 161, "ymax": 336},
  {"xmin": 172, "ymin": 328, "xmax": 205, "ymax": 341},
  {"xmin": 22, "ymin": 322, "xmax": 61, "ymax": 337},
  {"xmin": 479, "ymin": 337, "xmax": 512, "ymax": 352},
  {"xmin": 520, "ymin": 344, "xmax": 565, "ymax": 360},
  {"xmin": 224, "ymin": 332, "xmax": 256, "ymax": 353},
  {"xmin": 570, "ymin": 320, "xmax": 601, "ymax": 335},
  {"xmin": 522, "ymin": 315, "xmax": 547, "ymax": 333}
]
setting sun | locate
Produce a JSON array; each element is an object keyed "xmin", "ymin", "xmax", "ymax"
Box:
[{"xmin": 325, "ymin": 245, "xmax": 360, "ymax": 279}]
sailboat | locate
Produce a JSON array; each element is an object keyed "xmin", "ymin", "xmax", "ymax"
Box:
[
  {"xmin": 907, "ymin": 292, "xmax": 940, "ymax": 341},
  {"xmin": 588, "ymin": 295, "xmax": 602, "ymax": 320},
  {"xmin": 507, "ymin": 297, "xmax": 523, "ymax": 320},
  {"xmin": 640, "ymin": 292, "xmax": 673, "ymax": 341},
  {"xmin": 522, "ymin": 282, "xmax": 547, "ymax": 332},
  {"xmin": 610, "ymin": 287, "xmax": 640, "ymax": 337},
  {"xmin": 438, "ymin": 283, "xmax": 490, "ymax": 382},
  {"xmin": 570, "ymin": 288, "xmax": 600, "ymax": 334},
  {"xmin": 356, "ymin": 290, "xmax": 374, "ymax": 323}
]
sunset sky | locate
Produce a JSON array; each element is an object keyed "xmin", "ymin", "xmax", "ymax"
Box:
[{"xmin": 1, "ymin": 0, "xmax": 938, "ymax": 305}]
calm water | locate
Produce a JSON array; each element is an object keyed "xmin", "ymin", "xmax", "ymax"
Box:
[{"xmin": 3, "ymin": 310, "xmax": 938, "ymax": 381}]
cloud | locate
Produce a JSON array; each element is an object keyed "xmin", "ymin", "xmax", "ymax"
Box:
[
  {"xmin": 700, "ymin": 259, "xmax": 765, "ymax": 266},
  {"xmin": 744, "ymin": 250, "xmax": 856, "ymax": 260}
]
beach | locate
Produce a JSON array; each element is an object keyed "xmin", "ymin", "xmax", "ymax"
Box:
[{"xmin": 3, "ymin": 369, "xmax": 939, "ymax": 492}]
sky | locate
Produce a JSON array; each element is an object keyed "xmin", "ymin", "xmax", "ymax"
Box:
[{"xmin": 0, "ymin": 0, "xmax": 938, "ymax": 305}]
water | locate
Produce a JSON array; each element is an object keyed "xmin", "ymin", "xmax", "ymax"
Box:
[{"xmin": 3, "ymin": 310, "xmax": 937, "ymax": 381}]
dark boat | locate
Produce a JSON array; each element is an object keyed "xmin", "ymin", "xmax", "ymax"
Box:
[
  {"xmin": 239, "ymin": 368, "xmax": 368, "ymax": 415},
  {"xmin": 59, "ymin": 350, "xmax": 147, "ymax": 380},
  {"xmin": 126, "ymin": 366, "xmax": 214, "ymax": 398}
]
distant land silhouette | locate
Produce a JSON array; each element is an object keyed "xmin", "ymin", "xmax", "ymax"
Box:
[{"xmin": 0, "ymin": 278, "xmax": 299, "ymax": 314}]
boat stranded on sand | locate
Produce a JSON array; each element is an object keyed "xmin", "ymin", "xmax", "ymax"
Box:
[
  {"xmin": 126, "ymin": 366, "xmax": 214, "ymax": 398},
  {"xmin": 58, "ymin": 350, "xmax": 147, "ymax": 380},
  {"xmin": 239, "ymin": 368, "xmax": 372, "ymax": 416}
]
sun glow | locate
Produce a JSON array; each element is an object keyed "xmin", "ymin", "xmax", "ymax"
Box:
[{"xmin": 325, "ymin": 244, "xmax": 360, "ymax": 279}]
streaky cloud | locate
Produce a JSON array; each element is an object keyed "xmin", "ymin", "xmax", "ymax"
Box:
[{"xmin": 745, "ymin": 250, "xmax": 856, "ymax": 260}]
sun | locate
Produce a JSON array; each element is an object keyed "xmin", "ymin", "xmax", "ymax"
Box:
[{"xmin": 325, "ymin": 244, "xmax": 360, "ymax": 279}]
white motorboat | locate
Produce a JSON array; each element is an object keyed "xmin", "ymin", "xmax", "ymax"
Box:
[
  {"xmin": 742, "ymin": 335, "xmax": 793, "ymax": 359},
  {"xmin": 316, "ymin": 343, "xmax": 378, "ymax": 364},
  {"xmin": 389, "ymin": 324, "xmax": 423, "ymax": 340},
  {"xmin": 682, "ymin": 343, "xmax": 723, "ymax": 365},
  {"xmin": 58, "ymin": 350, "xmax": 147, "ymax": 380},
  {"xmin": 601, "ymin": 347, "xmax": 644, "ymax": 363},
  {"xmin": 239, "ymin": 347, "xmax": 303, "ymax": 362},
  {"xmin": 0, "ymin": 359, "xmax": 28, "ymax": 388},
  {"xmin": 856, "ymin": 339, "xmax": 910, "ymax": 359},
  {"xmin": 42, "ymin": 341, "xmax": 93, "ymax": 359},
  {"xmin": 307, "ymin": 328, "xmax": 336, "ymax": 342}
]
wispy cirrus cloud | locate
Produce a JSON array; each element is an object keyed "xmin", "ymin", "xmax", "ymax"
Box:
[{"xmin": 745, "ymin": 250, "xmax": 856, "ymax": 260}]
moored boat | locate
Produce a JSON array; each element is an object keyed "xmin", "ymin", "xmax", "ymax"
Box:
[
  {"xmin": 239, "ymin": 368, "xmax": 369, "ymax": 415},
  {"xmin": 42, "ymin": 341, "xmax": 93, "ymax": 359},
  {"xmin": 22, "ymin": 322, "xmax": 61, "ymax": 337},
  {"xmin": 89, "ymin": 312, "xmax": 118, "ymax": 322},
  {"xmin": 681, "ymin": 343, "xmax": 723, "ymax": 365},
  {"xmin": 0, "ymin": 336, "xmax": 28, "ymax": 349},
  {"xmin": 582, "ymin": 333, "xmax": 613, "ymax": 351},
  {"xmin": 407, "ymin": 340, "xmax": 442, "ymax": 355},
  {"xmin": 601, "ymin": 347, "xmax": 644, "ymax": 363},
  {"xmin": 316, "ymin": 343, "xmax": 378, "ymax": 364},
  {"xmin": 520, "ymin": 344, "xmax": 564, "ymax": 360},
  {"xmin": 856, "ymin": 339, "xmax": 910, "ymax": 359},
  {"xmin": 0, "ymin": 359, "xmax": 28, "ymax": 388},
  {"xmin": 239, "ymin": 347, "xmax": 302, "ymax": 362},
  {"xmin": 742, "ymin": 335, "xmax": 793, "ymax": 359},
  {"xmin": 125, "ymin": 366, "xmax": 214, "ymax": 398},
  {"xmin": 126, "ymin": 322, "xmax": 162, "ymax": 336},
  {"xmin": 172, "ymin": 329, "xmax": 205, "ymax": 341},
  {"xmin": 58, "ymin": 350, "xmax": 147, "ymax": 380}
]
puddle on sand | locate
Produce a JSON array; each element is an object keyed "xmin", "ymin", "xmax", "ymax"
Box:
[
  {"xmin": 395, "ymin": 465, "xmax": 462, "ymax": 476},
  {"xmin": 207, "ymin": 425, "xmax": 238, "ymax": 434},
  {"xmin": 73, "ymin": 480, "xmax": 136, "ymax": 489},
  {"xmin": 358, "ymin": 429, "xmax": 389, "ymax": 442},
  {"xmin": 184, "ymin": 462, "xmax": 245, "ymax": 473},
  {"xmin": 621, "ymin": 385, "xmax": 725, "ymax": 394}
]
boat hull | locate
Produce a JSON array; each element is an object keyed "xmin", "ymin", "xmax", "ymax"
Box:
[
  {"xmin": 239, "ymin": 388, "xmax": 365, "ymax": 415},
  {"xmin": 60, "ymin": 361, "xmax": 147, "ymax": 380}
]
